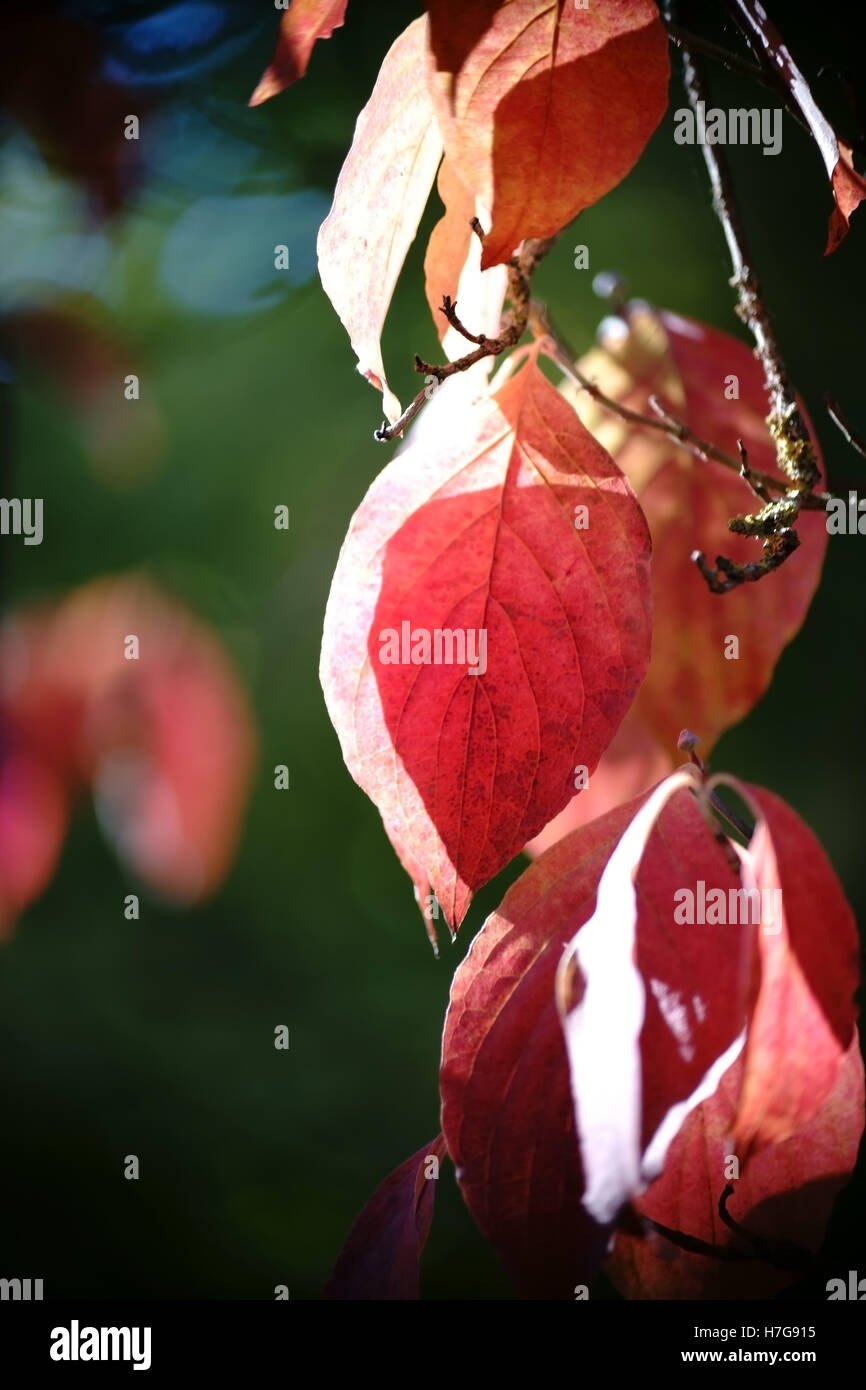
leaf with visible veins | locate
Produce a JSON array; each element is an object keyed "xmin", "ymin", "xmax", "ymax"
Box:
[
  {"xmin": 426, "ymin": 0, "xmax": 670, "ymax": 268},
  {"xmin": 320, "ymin": 347, "xmax": 652, "ymax": 934},
  {"xmin": 317, "ymin": 16, "xmax": 443, "ymax": 424}
]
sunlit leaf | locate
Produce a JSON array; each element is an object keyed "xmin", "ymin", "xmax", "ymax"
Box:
[
  {"xmin": 426, "ymin": 0, "xmax": 669, "ymax": 268},
  {"xmin": 317, "ymin": 16, "xmax": 443, "ymax": 424},
  {"xmin": 321, "ymin": 348, "xmax": 651, "ymax": 932},
  {"xmin": 249, "ymin": 0, "xmax": 348, "ymax": 105}
]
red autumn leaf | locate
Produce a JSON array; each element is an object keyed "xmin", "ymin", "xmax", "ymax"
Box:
[
  {"xmin": 0, "ymin": 577, "xmax": 256, "ymax": 906},
  {"xmin": 249, "ymin": 0, "xmax": 348, "ymax": 105},
  {"xmin": 323, "ymin": 1136, "xmax": 446, "ymax": 1300},
  {"xmin": 425, "ymin": 0, "xmax": 670, "ymax": 269},
  {"xmin": 557, "ymin": 771, "xmax": 752, "ymax": 1226},
  {"xmin": 557, "ymin": 770, "xmax": 859, "ymax": 1224},
  {"xmin": 563, "ymin": 306, "xmax": 827, "ymax": 753},
  {"xmin": 718, "ymin": 780, "xmax": 860, "ymax": 1154},
  {"xmin": 317, "ymin": 16, "xmax": 443, "ymax": 424},
  {"xmin": 320, "ymin": 348, "xmax": 651, "ymax": 933},
  {"xmin": 0, "ymin": 748, "xmax": 67, "ymax": 940},
  {"xmin": 524, "ymin": 710, "xmax": 673, "ymax": 858},
  {"xmin": 441, "ymin": 772, "xmax": 861, "ymax": 1297},
  {"xmin": 441, "ymin": 800, "xmax": 627, "ymax": 1298},
  {"xmin": 423, "ymin": 158, "xmax": 508, "ymax": 359},
  {"xmin": 441, "ymin": 783, "xmax": 749, "ymax": 1295},
  {"xmin": 827, "ymin": 142, "xmax": 866, "ymax": 254},
  {"xmin": 606, "ymin": 1036, "xmax": 864, "ymax": 1299}
]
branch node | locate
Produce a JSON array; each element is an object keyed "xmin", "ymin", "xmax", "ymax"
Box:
[{"xmin": 373, "ymin": 237, "xmax": 556, "ymax": 441}]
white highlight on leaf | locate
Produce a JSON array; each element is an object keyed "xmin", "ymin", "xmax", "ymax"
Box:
[
  {"xmin": 649, "ymin": 979, "xmax": 695, "ymax": 1063},
  {"xmin": 642, "ymin": 1029, "xmax": 745, "ymax": 1181},
  {"xmin": 556, "ymin": 767, "xmax": 700, "ymax": 1226}
]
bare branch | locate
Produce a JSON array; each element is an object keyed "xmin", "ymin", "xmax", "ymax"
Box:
[
  {"xmin": 437, "ymin": 294, "xmax": 488, "ymax": 346},
  {"xmin": 533, "ymin": 306, "xmax": 830, "ymax": 514},
  {"xmin": 664, "ymin": 19, "xmax": 809, "ymax": 136},
  {"xmin": 735, "ymin": 439, "xmax": 773, "ymax": 504},
  {"xmin": 725, "ymin": 0, "xmax": 866, "ymax": 159},
  {"xmin": 676, "ymin": 38, "xmax": 825, "ymax": 592},
  {"xmin": 374, "ymin": 232, "xmax": 556, "ymax": 443}
]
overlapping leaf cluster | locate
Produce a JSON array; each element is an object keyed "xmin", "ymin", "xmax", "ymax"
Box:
[{"xmin": 253, "ymin": 0, "xmax": 863, "ymax": 1299}]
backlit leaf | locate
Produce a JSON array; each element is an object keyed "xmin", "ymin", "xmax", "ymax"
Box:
[
  {"xmin": 317, "ymin": 16, "xmax": 443, "ymax": 424},
  {"xmin": 606, "ymin": 1037, "xmax": 864, "ymax": 1298},
  {"xmin": 320, "ymin": 348, "xmax": 651, "ymax": 932},
  {"xmin": 249, "ymin": 0, "xmax": 348, "ymax": 105},
  {"xmin": 563, "ymin": 306, "xmax": 827, "ymax": 753},
  {"xmin": 441, "ymin": 772, "xmax": 861, "ymax": 1295},
  {"xmin": 426, "ymin": 0, "xmax": 670, "ymax": 268}
]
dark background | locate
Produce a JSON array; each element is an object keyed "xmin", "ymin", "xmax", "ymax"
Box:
[{"xmin": 0, "ymin": 0, "xmax": 863, "ymax": 1299}]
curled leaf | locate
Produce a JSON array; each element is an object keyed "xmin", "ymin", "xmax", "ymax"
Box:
[
  {"xmin": 717, "ymin": 780, "xmax": 860, "ymax": 1154},
  {"xmin": 556, "ymin": 771, "xmax": 747, "ymax": 1227},
  {"xmin": 442, "ymin": 769, "xmax": 861, "ymax": 1297},
  {"xmin": 441, "ymin": 784, "xmax": 749, "ymax": 1295},
  {"xmin": 607, "ymin": 1037, "xmax": 864, "ymax": 1299}
]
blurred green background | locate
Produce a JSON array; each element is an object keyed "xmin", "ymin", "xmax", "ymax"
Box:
[{"xmin": 0, "ymin": 0, "xmax": 863, "ymax": 1299}]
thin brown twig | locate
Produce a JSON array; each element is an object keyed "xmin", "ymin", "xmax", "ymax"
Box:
[
  {"xmin": 532, "ymin": 306, "xmax": 830, "ymax": 513},
  {"xmin": 682, "ymin": 52, "xmax": 820, "ymax": 491},
  {"xmin": 433, "ymin": 294, "xmax": 487, "ymax": 347},
  {"xmin": 735, "ymin": 438, "xmax": 773, "ymax": 504},
  {"xmin": 374, "ymin": 233, "xmax": 556, "ymax": 443},
  {"xmin": 825, "ymin": 393, "xmax": 866, "ymax": 460}
]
